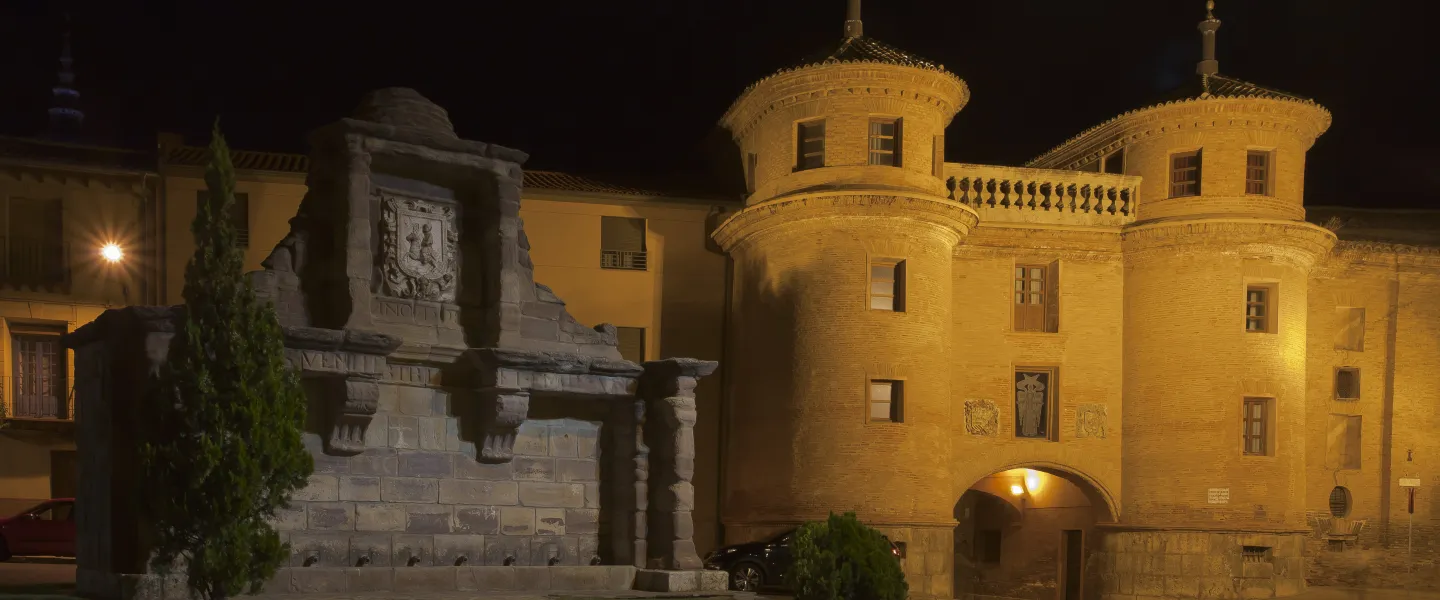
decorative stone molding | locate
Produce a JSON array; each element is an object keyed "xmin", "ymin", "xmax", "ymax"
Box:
[
  {"xmin": 712, "ymin": 191, "xmax": 978, "ymax": 253},
  {"xmin": 1122, "ymin": 219, "xmax": 1336, "ymax": 269},
  {"xmin": 964, "ymin": 399, "xmax": 998, "ymax": 436},
  {"xmin": 1076, "ymin": 404, "xmax": 1108, "ymax": 439},
  {"xmin": 282, "ymin": 326, "xmax": 402, "ymax": 456},
  {"xmin": 639, "ymin": 358, "xmax": 718, "ymax": 571},
  {"xmin": 721, "ymin": 64, "xmax": 969, "ymax": 141}
]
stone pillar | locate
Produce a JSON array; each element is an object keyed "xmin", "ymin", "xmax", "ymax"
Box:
[{"xmin": 640, "ymin": 358, "xmax": 718, "ymax": 571}]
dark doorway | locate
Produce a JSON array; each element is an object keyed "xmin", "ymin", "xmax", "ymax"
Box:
[{"xmin": 1060, "ymin": 529, "xmax": 1083, "ymax": 600}]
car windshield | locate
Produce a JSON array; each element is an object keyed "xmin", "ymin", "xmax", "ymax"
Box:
[
  {"xmin": 770, "ymin": 529, "xmax": 796, "ymax": 544},
  {"xmin": 15, "ymin": 502, "xmax": 72, "ymax": 521}
]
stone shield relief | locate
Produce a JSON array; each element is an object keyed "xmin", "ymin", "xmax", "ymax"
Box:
[
  {"xmin": 964, "ymin": 399, "xmax": 998, "ymax": 436},
  {"xmin": 379, "ymin": 190, "xmax": 458, "ymax": 302},
  {"xmin": 1076, "ymin": 403, "xmax": 1107, "ymax": 439}
]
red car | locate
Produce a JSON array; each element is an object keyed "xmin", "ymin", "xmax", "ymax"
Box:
[{"xmin": 0, "ymin": 499, "xmax": 75, "ymax": 561}]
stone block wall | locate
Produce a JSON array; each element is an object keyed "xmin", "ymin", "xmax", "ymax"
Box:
[
  {"xmin": 271, "ymin": 381, "xmax": 607, "ymax": 573},
  {"xmin": 1094, "ymin": 529, "xmax": 1306, "ymax": 600}
]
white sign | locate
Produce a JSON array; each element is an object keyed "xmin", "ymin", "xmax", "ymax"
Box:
[
  {"xmin": 1207, "ymin": 488, "xmax": 1230, "ymax": 504},
  {"xmin": 1400, "ymin": 477, "xmax": 1422, "ymax": 488}
]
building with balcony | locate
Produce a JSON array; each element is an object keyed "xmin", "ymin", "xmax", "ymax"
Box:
[{"xmin": 4, "ymin": 2, "xmax": 1440, "ymax": 597}]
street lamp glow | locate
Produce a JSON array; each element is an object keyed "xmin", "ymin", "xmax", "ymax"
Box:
[
  {"xmin": 100, "ymin": 243, "xmax": 124, "ymax": 263},
  {"xmin": 1010, "ymin": 484, "xmax": 1025, "ymax": 497}
]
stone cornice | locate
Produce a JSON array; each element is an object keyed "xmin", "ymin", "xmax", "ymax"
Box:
[
  {"xmin": 1122, "ymin": 218, "xmax": 1337, "ymax": 270},
  {"xmin": 1326, "ymin": 240, "xmax": 1440, "ymax": 271},
  {"xmin": 958, "ymin": 222, "xmax": 1124, "ymax": 256},
  {"xmin": 711, "ymin": 191, "xmax": 978, "ymax": 253},
  {"xmin": 1027, "ymin": 97, "xmax": 1333, "ymax": 171},
  {"xmin": 720, "ymin": 63, "xmax": 970, "ymax": 141}
]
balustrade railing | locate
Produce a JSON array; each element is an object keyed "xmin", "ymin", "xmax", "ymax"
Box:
[
  {"xmin": 945, "ymin": 164, "xmax": 1141, "ymax": 219},
  {"xmin": 0, "ymin": 237, "xmax": 71, "ymax": 289}
]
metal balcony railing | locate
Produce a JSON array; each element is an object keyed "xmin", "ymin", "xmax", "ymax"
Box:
[
  {"xmin": 0, "ymin": 237, "xmax": 71, "ymax": 290},
  {"xmin": 0, "ymin": 375, "xmax": 72, "ymax": 420},
  {"xmin": 601, "ymin": 249, "xmax": 648, "ymax": 271}
]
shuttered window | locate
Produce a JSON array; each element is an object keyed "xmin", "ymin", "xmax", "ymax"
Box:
[
  {"xmin": 1245, "ymin": 285, "xmax": 1274, "ymax": 333},
  {"xmin": 1170, "ymin": 150, "xmax": 1201, "ymax": 197},
  {"xmin": 1335, "ymin": 307, "xmax": 1365, "ymax": 351},
  {"xmin": 1246, "ymin": 151, "xmax": 1271, "ymax": 195},
  {"xmin": 197, "ymin": 191, "xmax": 251, "ymax": 248},
  {"xmin": 869, "ymin": 260, "xmax": 905, "ymax": 312},
  {"xmin": 10, "ymin": 326, "xmax": 67, "ymax": 419},
  {"xmin": 600, "ymin": 217, "xmax": 647, "ymax": 270},
  {"xmin": 1013, "ymin": 261, "xmax": 1060, "ymax": 332},
  {"xmin": 615, "ymin": 327, "xmax": 645, "ymax": 364},
  {"xmin": 797, "ymin": 120, "xmax": 825, "ymax": 171},
  {"xmin": 868, "ymin": 118, "xmax": 901, "ymax": 167},
  {"xmin": 4, "ymin": 197, "xmax": 66, "ymax": 286},
  {"xmin": 1243, "ymin": 397, "xmax": 1269, "ymax": 456}
]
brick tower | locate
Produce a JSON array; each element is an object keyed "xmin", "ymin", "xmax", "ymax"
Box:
[
  {"xmin": 711, "ymin": 1, "xmax": 975, "ymax": 595},
  {"xmin": 1026, "ymin": 3, "xmax": 1336, "ymax": 597}
]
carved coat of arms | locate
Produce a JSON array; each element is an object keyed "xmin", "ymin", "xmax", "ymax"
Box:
[
  {"xmin": 964, "ymin": 399, "xmax": 998, "ymax": 436},
  {"xmin": 379, "ymin": 191, "xmax": 458, "ymax": 302}
]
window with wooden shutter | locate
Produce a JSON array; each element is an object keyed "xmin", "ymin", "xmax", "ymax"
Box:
[
  {"xmin": 868, "ymin": 118, "xmax": 901, "ymax": 167},
  {"xmin": 1334, "ymin": 368, "xmax": 1360, "ymax": 401},
  {"xmin": 197, "ymin": 190, "xmax": 251, "ymax": 248},
  {"xmin": 10, "ymin": 325, "xmax": 67, "ymax": 419},
  {"xmin": 869, "ymin": 379, "xmax": 903, "ymax": 423},
  {"xmin": 1335, "ymin": 307, "xmax": 1365, "ymax": 351},
  {"xmin": 869, "ymin": 259, "xmax": 905, "ymax": 312},
  {"xmin": 1013, "ymin": 262, "xmax": 1058, "ymax": 333},
  {"xmin": 615, "ymin": 327, "xmax": 645, "ymax": 363},
  {"xmin": 797, "ymin": 120, "xmax": 825, "ymax": 171},
  {"xmin": 4, "ymin": 197, "xmax": 66, "ymax": 287},
  {"xmin": 1245, "ymin": 285, "xmax": 1276, "ymax": 333},
  {"xmin": 1242, "ymin": 397, "xmax": 1269, "ymax": 456},
  {"xmin": 600, "ymin": 216, "xmax": 647, "ymax": 270},
  {"xmin": 1170, "ymin": 150, "xmax": 1201, "ymax": 197},
  {"xmin": 1327, "ymin": 415, "xmax": 1361, "ymax": 470},
  {"xmin": 1246, "ymin": 151, "xmax": 1272, "ymax": 195}
]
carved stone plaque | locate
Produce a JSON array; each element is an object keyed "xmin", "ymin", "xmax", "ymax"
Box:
[
  {"xmin": 1076, "ymin": 403, "xmax": 1107, "ymax": 439},
  {"xmin": 379, "ymin": 190, "xmax": 458, "ymax": 302},
  {"xmin": 964, "ymin": 399, "xmax": 998, "ymax": 436}
]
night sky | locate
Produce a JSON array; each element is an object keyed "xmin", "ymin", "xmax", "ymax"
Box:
[{"xmin": 1, "ymin": 0, "xmax": 1435, "ymax": 208}]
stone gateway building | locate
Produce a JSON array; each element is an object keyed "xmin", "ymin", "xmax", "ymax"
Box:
[{"xmin": 4, "ymin": 2, "xmax": 1440, "ymax": 599}]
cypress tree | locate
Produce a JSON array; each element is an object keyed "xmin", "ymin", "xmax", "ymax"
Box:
[{"xmin": 137, "ymin": 121, "xmax": 313, "ymax": 600}]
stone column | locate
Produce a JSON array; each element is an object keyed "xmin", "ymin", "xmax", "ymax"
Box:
[{"xmin": 640, "ymin": 358, "xmax": 718, "ymax": 571}]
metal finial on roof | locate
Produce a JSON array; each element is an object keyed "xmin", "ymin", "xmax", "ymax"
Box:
[
  {"xmin": 1206, "ymin": 0, "xmax": 1215, "ymax": 19},
  {"xmin": 843, "ymin": 0, "xmax": 863, "ymax": 38},
  {"xmin": 1196, "ymin": 0, "xmax": 1222, "ymax": 76}
]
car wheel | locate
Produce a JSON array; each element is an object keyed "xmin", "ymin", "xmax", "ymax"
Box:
[
  {"xmin": 0, "ymin": 536, "xmax": 10, "ymax": 561},
  {"xmin": 729, "ymin": 561, "xmax": 764, "ymax": 592}
]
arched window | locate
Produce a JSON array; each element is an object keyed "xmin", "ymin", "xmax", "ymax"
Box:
[{"xmin": 1329, "ymin": 486, "xmax": 1352, "ymax": 518}]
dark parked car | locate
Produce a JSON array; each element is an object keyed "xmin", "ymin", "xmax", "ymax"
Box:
[
  {"xmin": 0, "ymin": 498, "xmax": 75, "ymax": 561},
  {"xmin": 702, "ymin": 528, "xmax": 902, "ymax": 592}
]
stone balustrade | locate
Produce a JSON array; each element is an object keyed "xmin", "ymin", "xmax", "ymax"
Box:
[{"xmin": 944, "ymin": 163, "xmax": 1141, "ymax": 226}]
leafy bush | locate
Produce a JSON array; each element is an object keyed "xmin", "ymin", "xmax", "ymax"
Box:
[{"xmin": 787, "ymin": 512, "xmax": 908, "ymax": 600}]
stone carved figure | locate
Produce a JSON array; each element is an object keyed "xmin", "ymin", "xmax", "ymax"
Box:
[
  {"xmin": 1015, "ymin": 372, "xmax": 1047, "ymax": 438},
  {"xmin": 378, "ymin": 190, "xmax": 458, "ymax": 302},
  {"xmin": 964, "ymin": 399, "xmax": 998, "ymax": 436},
  {"xmin": 261, "ymin": 218, "xmax": 309, "ymax": 274},
  {"xmin": 1076, "ymin": 403, "xmax": 1107, "ymax": 439}
]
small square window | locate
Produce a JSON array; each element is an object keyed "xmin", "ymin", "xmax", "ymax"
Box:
[
  {"xmin": 797, "ymin": 120, "xmax": 826, "ymax": 171},
  {"xmin": 869, "ymin": 379, "xmax": 903, "ymax": 423},
  {"xmin": 1245, "ymin": 285, "xmax": 1275, "ymax": 333},
  {"xmin": 1170, "ymin": 150, "xmax": 1201, "ymax": 198},
  {"xmin": 1334, "ymin": 368, "xmax": 1360, "ymax": 401},
  {"xmin": 870, "ymin": 259, "xmax": 905, "ymax": 312},
  {"xmin": 1246, "ymin": 151, "xmax": 1271, "ymax": 196}
]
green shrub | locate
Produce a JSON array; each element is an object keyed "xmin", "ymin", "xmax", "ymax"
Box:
[{"xmin": 787, "ymin": 512, "xmax": 908, "ymax": 600}]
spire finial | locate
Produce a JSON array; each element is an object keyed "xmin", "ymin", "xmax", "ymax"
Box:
[
  {"xmin": 1196, "ymin": 0, "xmax": 1221, "ymax": 76},
  {"xmin": 843, "ymin": 0, "xmax": 862, "ymax": 38},
  {"xmin": 48, "ymin": 12, "xmax": 84, "ymax": 138}
]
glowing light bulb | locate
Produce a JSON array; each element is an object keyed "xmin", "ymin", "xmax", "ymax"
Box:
[
  {"xmin": 1010, "ymin": 484, "xmax": 1025, "ymax": 497},
  {"xmin": 100, "ymin": 243, "xmax": 124, "ymax": 263}
]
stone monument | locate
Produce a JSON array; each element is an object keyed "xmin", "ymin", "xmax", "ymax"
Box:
[{"xmin": 65, "ymin": 88, "xmax": 724, "ymax": 598}]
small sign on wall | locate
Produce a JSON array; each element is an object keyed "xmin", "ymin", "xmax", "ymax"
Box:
[
  {"xmin": 1400, "ymin": 477, "xmax": 1422, "ymax": 488},
  {"xmin": 1207, "ymin": 488, "xmax": 1231, "ymax": 504}
]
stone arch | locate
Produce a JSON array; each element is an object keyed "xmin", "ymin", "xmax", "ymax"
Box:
[{"xmin": 956, "ymin": 459, "xmax": 1119, "ymax": 524}]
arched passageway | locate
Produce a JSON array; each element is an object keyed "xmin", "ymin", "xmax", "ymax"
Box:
[{"xmin": 954, "ymin": 468, "xmax": 1112, "ymax": 600}]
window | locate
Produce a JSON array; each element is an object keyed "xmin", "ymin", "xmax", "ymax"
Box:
[
  {"xmin": 1170, "ymin": 150, "xmax": 1201, "ymax": 197},
  {"xmin": 1102, "ymin": 148, "xmax": 1125, "ymax": 174},
  {"xmin": 1014, "ymin": 367, "xmax": 1057, "ymax": 440},
  {"xmin": 10, "ymin": 325, "xmax": 67, "ymax": 419},
  {"xmin": 976, "ymin": 530, "xmax": 1002, "ymax": 563},
  {"xmin": 600, "ymin": 216, "xmax": 647, "ymax": 270},
  {"xmin": 869, "ymin": 259, "xmax": 905, "ymax": 312},
  {"xmin": 3, "ymin": 197, "xmax": 66, "ymax": 287},
  {"xmin": 796, "ymin": 120, "xmax": 825, "ymax": 171},
  {"xmin": 932, "ymin": 135, "xmax": 945, "ymax": 177},
  {"xmin": 1328, "ymin": 415, "xmax": 1361, "ymax": 470},
  {"xmin": 197, "ymin": 191, "xmax": 250, "ymax": 248},
  {"xmin": 1245, "ymin": 285, "xmax": 1275, "ymax": 333},
  {"xmin": 1013, "ymin": 262, "xmax": 1059, "ymax": 333},
  {"xmin": 1246, "ymin": 151, "xmax": 1271, "ymax": 196},
  {"xmin": 616, "ymin": 327, "xmax": 645, "ymax": 364},
  {"xmin": 869, "ymin": 380, "xmax": 903, "ymax": 423},
  {"xmin": 1335, "ymin": 307, "xmax": 1365, "ymax": 351},
  {"xmin": 1328, "ymin": 486, "xmax": 1352, "ymax": 517},
  {"xmin": 1334, "ymin": 368, "xmax": 1360, "ymax": 401},
  {"xmin": 868, "ymin": 118, "xmax": 902, "ymax": 166},
  {"xmin": 1242, "ymin": 397, "xmax": 1269, "ymax": 456}
]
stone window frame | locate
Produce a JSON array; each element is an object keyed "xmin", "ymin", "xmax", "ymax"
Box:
[
  {"xmin": 1333, "ymin": 367, "xmax": 1360, "ymax": 401},
  {"xmin": 866, "ymin": 377, "xmax": 905, "ymax": 424},
  {"xmin": 795, "ymin": 118, "xmax": 826, "ymax": 172},
  {"xmin": 1244, "ymin": 281, "xmax": 1279, "ymax": 334},
  {"xmin": 1012, "ymin": 260, "xmax": 1060, "ymax": 333},
  {"xmin": 1169, "ymin": 148, "xmax": 1202, "ymax": 198},
  {"xmin": 867, "ymin": 256, "xmax": 907, "ymax": 313},
  {"xmin": 1242, "ymin": 396, "xmax": 1276, "ymax": 457},
  {"xmin": 1012, "ymin": 365, "xmax": 1060, "ymax": 442},
  {"xmin": 867, "ymin": 116, "xmax": 903, "ymax": 167},
  {"xmin": 1245, "ymin": 148, "xmax": 1276, "ymax": 196}
]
